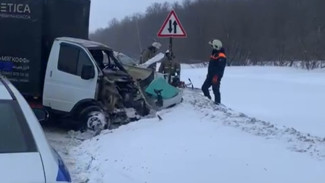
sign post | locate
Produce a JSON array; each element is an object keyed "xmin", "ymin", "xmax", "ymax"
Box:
[{"xmin": 157, "ymin": 10, "xmax": 187, "ymax": 56}]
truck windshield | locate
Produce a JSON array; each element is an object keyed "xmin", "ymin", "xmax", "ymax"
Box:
[
  {"xmin": 115, "ymin": 52, "xmax": 139, "ymax": 66},
  {"xmin": 0, "ymin": 101, "xmax": 37, "ymax": 153}
]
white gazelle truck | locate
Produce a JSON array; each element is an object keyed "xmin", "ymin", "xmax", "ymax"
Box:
[
  {"xmin": 42, "ymin": 37, "xmax": 150, "ymax": 130},
  {"xmin": 0, "ymin": 0, "xmax": 150, "ymax": 131}
]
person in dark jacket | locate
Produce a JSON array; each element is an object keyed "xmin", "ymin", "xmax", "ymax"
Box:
[
  {"xmin": 201, "ymin": 39, "xmax": 226, "ymax": 104},
  {"xmin": 140, "ymin": 42, "xmax": 162, "ymax": 69}
]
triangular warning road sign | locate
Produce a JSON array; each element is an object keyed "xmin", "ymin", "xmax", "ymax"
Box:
[{"xmin": 157, "ymin": 10, "xmax": 187, "ymax": 38}]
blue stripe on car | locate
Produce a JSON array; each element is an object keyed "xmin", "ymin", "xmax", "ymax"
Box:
[
  {"xmin": 52, "ymin": 148, "xmax": 71, "ymax": 182},
  {"xmin": 56, "ymin": 157, "xmax": 71, "ymax": 182}
]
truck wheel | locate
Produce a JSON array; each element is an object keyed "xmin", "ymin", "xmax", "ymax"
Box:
[{"xmin": 79, "ymin": 106, "xmax": 110, "ymax": 132}]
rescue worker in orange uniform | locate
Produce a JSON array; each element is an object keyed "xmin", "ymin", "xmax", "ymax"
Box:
[{"xmin": 201, "ymin": 39, "xmax": 226, "ymax": 105}]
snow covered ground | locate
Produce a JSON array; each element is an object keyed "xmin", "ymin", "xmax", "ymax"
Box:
[
  {"xmin": 182, "ymin": 66, "xmax": 325, "ymax": 137},
  {"xmin": 44, "ymin": 66, "xmax": 325, "ymax": 183}
]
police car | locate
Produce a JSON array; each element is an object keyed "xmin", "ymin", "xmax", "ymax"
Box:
[{"xmin": 0, "ymin": 76, "xmax": 71, "ymax": 183}]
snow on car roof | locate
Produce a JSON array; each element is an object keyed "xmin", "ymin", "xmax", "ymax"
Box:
[{"xmin": 0, "ymin": 77, "xmax": 13, "ymax": 100}]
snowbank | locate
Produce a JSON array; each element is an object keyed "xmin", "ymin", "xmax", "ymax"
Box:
[
  {"xmin": 69, "ymin": 89, "xmax": 325, "ymax": 183},
  {"xmin": 45, "ymin": 66, "xmax": 325, "ymax": 183},
  {"xmin": 182, "ymin": 66, "xmax": 325, "ymax": 137},
  {"xmin": 181, "ymin": 63, "xmax": 208, "ymax": 69}
]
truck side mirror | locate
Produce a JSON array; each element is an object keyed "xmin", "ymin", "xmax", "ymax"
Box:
[{"xmin": 81, "ymin": 65, "xmax": 95, "ymax": 80}]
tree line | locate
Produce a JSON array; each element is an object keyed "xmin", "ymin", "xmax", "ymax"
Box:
[{"xmin": 90, "ymin": 0, "xmax": 325, "ymax": 67}]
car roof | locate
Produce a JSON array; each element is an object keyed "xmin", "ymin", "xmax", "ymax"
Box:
[
  {"xmin": 56, "ymin": 37, "xmax": 113, "ymax": 51},
  {"xmin": 0, "ymin": 77, "xmax": 13, "ymax": 100}
]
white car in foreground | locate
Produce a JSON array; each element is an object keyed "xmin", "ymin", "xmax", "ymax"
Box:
[{"xmin": 0, "ymin": 76, "xmax": 71, "ymax": 183}]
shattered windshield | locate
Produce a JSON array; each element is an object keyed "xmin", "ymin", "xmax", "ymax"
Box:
[
  {"xmin": 114, "ymin": 52, "xmax": 139, "ymax": 66},
  {"xmin": 88, "ymin": 49, "xmax": 126, "ymax": 72}
]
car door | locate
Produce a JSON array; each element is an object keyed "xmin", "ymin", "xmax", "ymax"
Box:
[
  {"xmin": 0, "ymin": 100, "xmax": 45, "ymax": 183},
  {"xmin": 43, "ymin": 42, "xmax": 98, "ymax": 112}
]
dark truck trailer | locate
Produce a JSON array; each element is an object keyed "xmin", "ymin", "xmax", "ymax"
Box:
[{"xmin": 0, "ymin": 0, "xmax": 90, "ymax": 98}]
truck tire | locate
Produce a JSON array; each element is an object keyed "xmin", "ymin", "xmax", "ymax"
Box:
[{"xmin": 79, "ymin": 106, "xmax": 110, "ymax": 132}]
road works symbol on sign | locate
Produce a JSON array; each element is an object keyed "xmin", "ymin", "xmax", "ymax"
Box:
[{"xmin": 158, "ymin": 10, "xmax": 187, "ymax": 38}]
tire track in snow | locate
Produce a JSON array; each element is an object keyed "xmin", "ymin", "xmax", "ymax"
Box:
[{"xmin": 44, "ymin": 127, "xmax": 98, "ymax": 183}]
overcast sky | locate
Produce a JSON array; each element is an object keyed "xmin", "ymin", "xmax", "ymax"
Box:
[{"xmin": 89, "ymin": 0, "xmax": 181, "ymax": 32}]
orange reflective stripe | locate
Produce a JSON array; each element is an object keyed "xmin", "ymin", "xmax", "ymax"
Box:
[
  {"xmin": 218, "ymin": 53, "xmax": 226, "ymax": 58},
  {"xmin": 210, "ymin": 53, "xmax": 227, "ymax": 60}
]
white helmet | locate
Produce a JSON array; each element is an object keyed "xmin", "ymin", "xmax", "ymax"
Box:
[
  {"xmin": 208, "ymin": 39, "xmax": 222, "ymax": 50},
  {"xmin": 152, "ymin": 42, "xmax": 162, "ymax": 49}
]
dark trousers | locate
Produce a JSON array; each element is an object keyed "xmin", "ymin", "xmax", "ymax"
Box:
[{"xmin": 201, "ymin": 77, "xmax": 221, "ymax": 104}]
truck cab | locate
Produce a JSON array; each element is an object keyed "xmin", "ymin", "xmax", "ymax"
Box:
[
  {"xmin": 43, "ymin": 37, "xmax": 100, "ymax": 113},
  {"xmin": 43, "ymin": 37, "xmax": 148, "ymax": 131}
]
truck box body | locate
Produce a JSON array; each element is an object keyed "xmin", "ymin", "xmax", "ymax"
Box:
[
  {"xmin": 0, "ymin": 0, "xmax": 90, "ymax": 98},
  {"xmin": 42, "ymin": 0, "xmax": 90, "ymax": 68},
  {"xmin": 0, "ymin": 0, "xmax": 43, "ymax": 97}
]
